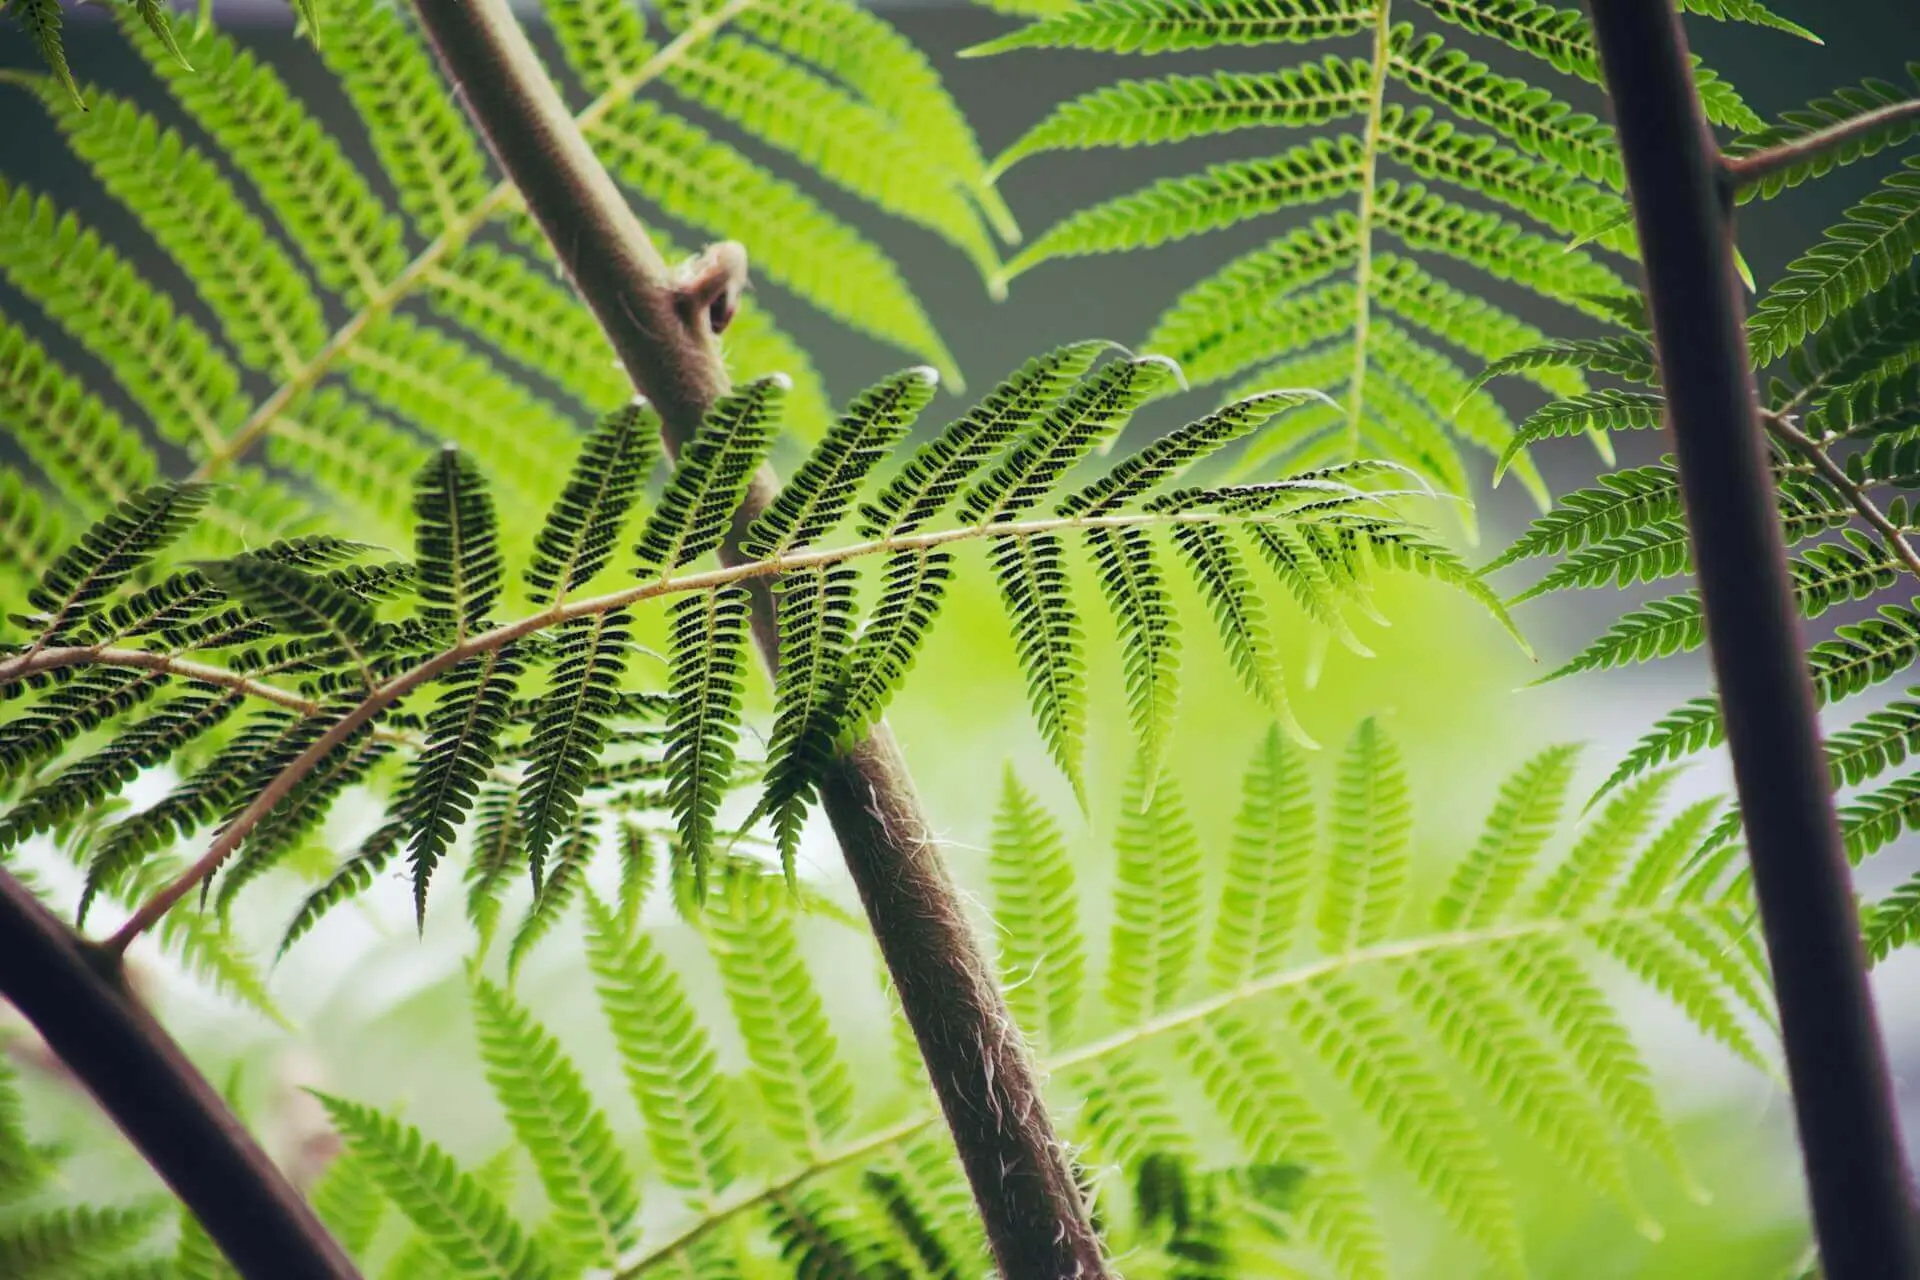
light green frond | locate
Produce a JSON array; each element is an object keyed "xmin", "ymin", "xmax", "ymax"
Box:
[
  {"xmin": 425, "ymin": 245, "xmax": 629, "ymax": 410},
  {"xmin": 1676, "ymin": 0, "xmax": 1818, "ymax": 42},
  {"xmin": 1107, "ymin": 759, "xmax": 1206, "ymax": 1022},
  {"xmin": 0, "ymin": 182, "xmax": 243, "ymax": 455},
  {"xmin": 1825, "ymin": 689, "xmax": 1920, "ymax": 787},
  {"xmin": 1208, "ymin": 725, "xmax": 1315, "ymax": 989},
  {"xmin": 705, "ymin": 880, "xmax": 855, "ymax": 1159},
  {"xmin": 1178, "ymin": 1020, "xmax": 1385, "ymax": 1278},
  {"xmin": 665, "ymin": 588, "xmax": 752, "ymax": 887},
  {"xmin": 266, "ymin": 390, "xmax": 421, "ymax": 546},
  {"xmin": 318, "ymin": 1094, "xmax": 556, "ymax": 1280},
  {"xmin": 993, "ymin": 58, "xmax": 1372, "ymax": 174},
  {"xmin": 471, "ymin": 977, "xmax": 638, "ymax": 1267},
  {"xmin": 961, "ymin": 0, "xmax": 1376, "ymax": 57},
  {"xmin": 1484, "ymin": 462, "xmax": 1680, "ymax": 571},
  {"xmin": 1002, "ymin": 137, "xmax": 1365, "ymax": 281},
  {"xmin": 1397, "ymin": 949, "xmax": 1641, "ymax": 1215},
  {"xmin": 465, "ymin": 784, "xmax": 521, "ymax": 953},
  {"xmin": 1284, "ymin": 976, "xmax": 1524, "ymax": 1272},
  {"xmin": 1586, "ymin": 918, "xmax": 1769, "ymax": 1070},
  {"xmin": 1497, "ymin": 389, "xmax": 1666, "ymax": 479},
  {"xmin": 1387, "ymin": 27, "xmax": 1623, "ymax": 189},
  {"xmin": 542, "ymin": 0, "xmax": 652, "ymax": 94},
  {"xmin": 1073, "ymin": 1052, "xmax": 1196, "ymax": 1171},
  {"xmin": 1369, "ymin": 254, "xmax": 1588, "ymax": 398},
  {"xmin": 1086, "ymin": 525, "xmax": 1181, "ymax": 773},
  {"xmin": 1318, "ymin": 717, "xmax": 1412, "ymax": 953},
  {"xmin": 1865, "ymin": 871, "xmax": 1920, "ymax": 963},
  {"xmin": 588, "ymin": 101, "xmax": 958, "ymax": 380},
  {"xmin": 1532, "ymin": 769, "xmax": 1677, "ymax": 917},
  {"xmin": 312, "ymin": 1150, "xmax": 389, "ymax": 1259},
  {"xmin": 583, "ymin": 894, "xmax": 739, "ymax": 1200},
  {"xmin": 666, "ymin": 36, "xmax": 1001, "ymax": 278},
  {"xmin": 0, "ymin": 1204, "xmax": 161, "ymax": 1277},
  {"xmin": 506, "ymin": 816, "xmax": 593, "ymax": 979},
  {"xmin": 988, "ymin": 768, "xmax": 1087, "ymax": 1051},
  {"xmin": 1730, "ymin": 68, "xmax": 1920, "ymax": 200},
  {"xmin": 1369, "ymin": 320, "xmax": 1542, "ymax": 502},
  {"xmin": 312, "ymin": 0, "xmax": 491, "ymax": 238},
  {"xmin": 123, "ymin": 11, "xmax": 407, "ymax": 301},
  {"xmin": 0, "ymin": 472, "xmax": 69, "ymax": 611},
  {"xmin": 26, "ymin": 80, "xmax": 327, "ymax": 378},
  {"xmin": 1144, "ymin": 214, "xmax": 1358, "ymax": 378},
  {"xmin": 1437, "ymin": 743, "xmax": 1579, "ymax": 929},
  {"xmin": 1750, "ymin": 158, "xmax": 1920, "ymax": 367},
  {"xmin": 1163, "ymin": 281, "xmax": 1355, "ymax": 391},
  {"xmin": 6, "ymin": 0, "xmax": 78, "ymax": 107},
  {"xmin": 1373, "ymin": 182, "xmax": 1631, "ymax": 316}
]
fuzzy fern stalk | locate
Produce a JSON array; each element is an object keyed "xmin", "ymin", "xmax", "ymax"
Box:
[
  {"xmin": 1572, "ymin": 2, "xmax": 1918, "ymax": 1273},
  {"xmin": 400, "ymin": 0, "xmax": 1111, "ymax": 1270}
]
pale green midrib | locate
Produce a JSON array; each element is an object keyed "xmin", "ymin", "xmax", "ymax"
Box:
[
  {"xmin": 1344, "ymin": 0, "xmax": 1396, "ymax": 456},
  {"xmin": 607, "ymin": 899, "xmax": 1742, "ymax": 1278},
  {"xmin": 188, "ymin": 0, "xmax": 757, "ymax": 483}
]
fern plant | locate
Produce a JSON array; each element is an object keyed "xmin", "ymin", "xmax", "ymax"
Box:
[
  {"xmin": 0, "ymin": 0, "xmax": 1014, "ymax": 620},
  {"xmin": 965, "ymin": 0, "xmax": 1817, "ymax": 525},
  {"xmin": 1483, "ymin": 63, "xmax": 1920, "ymax": 967},
  {"xmin": 7, "ymin": 721, "xmax": 1772, "ymax": 1278}
]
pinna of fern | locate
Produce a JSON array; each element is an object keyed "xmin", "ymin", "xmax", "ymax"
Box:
[
  {"xmin": 1481, "ymin": 64, "xmax": 1920, "ymax": 966},
  {"xmin": 159, "ymin": 722, "xmax": 1772, "ymax": 1279},
  {"xmin": 0, "ymin": 341, "xmax": 1523, "ymax": 985},
  {"xmin": 962, "ymin": 0, "xmax": 1809, "ymax": 523},
  {"xmin": 0, "ymin": 0, "xmax": 1014, "ymax": 620}
]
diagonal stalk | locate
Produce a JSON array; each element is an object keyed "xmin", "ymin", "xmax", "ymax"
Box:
[
  {"xmin": 1582, "ymin": 2, "xmax": 1920, "ymax": 1275},
  {"xmin": 402, "ymin": 0, "xmax": 1112, "ymax": 1272},
  {"xmin": 1343, "ymin": 0, "xmax": 1395, "ymax": 456}
]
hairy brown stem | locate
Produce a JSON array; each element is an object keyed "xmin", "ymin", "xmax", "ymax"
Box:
[
  {"xmin": 0, "ymin": 873, "xmax": 359, "ymax": 1278},
  {"xmin": 404, "ymin": 0, "xmax": 1111, "ymax": 1271},
  {"xmin": 1585, "ymin": 2, "xmax": 1920, "ymax": 1274}
]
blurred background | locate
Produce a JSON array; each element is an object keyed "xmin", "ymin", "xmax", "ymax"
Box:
[{"xmin": 3, "ymin": 0, "xmax": 1919, "ymax": 1274}]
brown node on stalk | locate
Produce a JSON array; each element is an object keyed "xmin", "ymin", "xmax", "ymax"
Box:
[{"xmin": 671, "ymin": 240, "xmax": 750, "ymax": 337}]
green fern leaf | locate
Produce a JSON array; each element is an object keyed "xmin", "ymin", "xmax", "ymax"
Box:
[
  {"xmin": 1064, "ymin": 388, "xmax": 1321, "ymax": 516},
  {"xmin": 1781, "ymin": 255, "xmax": 1920, "ymax": 400},
  {"xmin": 1371, "ymin": 254, "xmax": 1589, "ymax": 399},
  {"xmin": 217, "ymin": 730, "xmax": 392, "ymax": 917},
  {"xmin": 1318, "ymin": 717, "xmax": 1412, "ymax": 952},
  {"xmin": 0, "ymin": 1204, "xmax": 161, "ymax": 1276},
  {"xmin": 991, "ymin": 533, "xmax": 1090, "ymax": 799},
  {"xmin": 961, "ymin": 0, "xmax": 1375, "ymax": 58},
  {"xmin": 1824, "ymin": 690, "xmax": 1920, "ymax": 788},
  {"xmin": 506, "ymin": 817, "xmax": 593, "ymax": 980},
  {"xmin": 200, "ymin": 556, "xmax": 379, "ymax": 677},
  {"xmin": 312, "ymin": 1151, "xmax": 389, "ymax": 1259},
  {"xmin": 634, "ymin": 376, "xmax": 784, "ymax": 573},
  {"xmin": 1496, "ymin": 390, "xmax": 1666, "ymax": 479},
  {"xmin": 318, "ymin": 1094, "xmax": 556, "ymax": 1280},
  {"xmin": 1284, "ymin": 976, "xmax": 1524, "ymax": 1272},
  {"xmin": 525, "ymin": 403, "xmax": 658, "ymax": 603},
  {"xmin": 993, "ymin": 58, "xmax": 1372, "ymax": 174},
  {"xmin": 1865, "ymin": 871, "xmax": 1920, "ymax": 963},
  {"xmin": 1086, "ymin": 526, "xmax": 1182, "ymax": 775},
  {"xmin": 1676, "ymin": 0, "xmax": 1818, "ymax": 41},
  {"xmin": 1436, "ymin": 743, "xmax": 1579, "ymax": 929},
  {"xmin": 1484, "ymin": 462, "xmax": 1680, "ymax": 571},
  {"xmin": 0, "ymin": 670, "xmax": 167, "ymax": 780},
  {"xmin": 1108, "ymin": 758, "xmax": 1206, "ymax": 1021},
  {"xmin": 860, "ymin": 341, "xmax": 1115, "ymax": 537},
  {"xmin": 745, "ymin": 367, "xmax": 938, "ymax": 558},
  {"xmin": 0, "ymin": 321, "xmax": 158, "ymax": 512},
  {"xmin": 1002, "ymin": 137, "xmax": 1365, "ymax": 281},
  {"xmin": 22, "ymin": 481, "xmax": 208, "ymax": 643},
  {"xmin": 759, "ymin": 566, "xmax": 859, "ymax": 875},
  {"xmin": 582, "ymin": 894, "xmax": 739, "ymax": 1200},
  {"xmin": 1587, "ymin": 917, "xmax": 1769, "ymax": 1069},
  {"xmin": 1533, "ymin": 769, "xmax": 1678, "ymax": 916},
  {"xmin": 174, "ymin": 1206, "xmax": 238, "ymax": 1280},
  {"xmin": 1839, "ymin": 773, "xmax": 1920, "ymax": 864},
  {"xmin": 277, "ymin": 819, "xmax": 404, "ymax": 960},
  {"xmin": 471, "ymin": 976, "xmax": 638, "ymax": 1267},
  {"xmin": 1509, "ymin": 519, "xmax": 1692, "ymax": 603},
  {"xmin": 520, "ymin": 610, "xmax": 633, "ymax": 885},
  {"xmin": 1750, "ymin": 158, "xmax": 1920, "ymax": 366},
  {"xmin": 1471, "ymin": 334, "xmax": 1659, "ymax": 396},
  {"xmin": 706, "ymin": 880, "xmax": 855, "ymax": 1158},
  {"xmin": 465, "ymin": 783, "xmax": 521, "ymax": 953},
  {"xmin": 665, "ymin": 588, "xmax": 753, "ymax": 890},
  {"xmin": 415, "ymin": 446, "xmax": 503, "ymax": 639},
  {"xmin": 1729, "ymin": 67, "xmax": 1920, "ymax": 200},
  {"xmin": 988, "ymin": 768, "xmax": 1087, "ymax": 1051},
  {"xmin": 1205, "ymin": 725, "xmax": 1315, "ymax": 989},
  {"xmin": 425, "ymin": 243, "xmax": 626, "ymax": 411}
]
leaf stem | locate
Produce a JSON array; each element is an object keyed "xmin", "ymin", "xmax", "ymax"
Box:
[
  {"xmin": 1764, "ymin": 412, "xmax": 1920, "ymax": 580},
  {"xmin": 1343, "ymin": 0, "xmax": 1396, "ymax": 456},
  {"xmin": 1725, "ymin": 98, "xmax": 1920, "ymax": 191}
]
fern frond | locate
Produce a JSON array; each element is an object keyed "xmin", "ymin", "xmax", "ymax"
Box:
[
  {"xmin": 1437, "ymin": 743, "xmax": 1580, "ymax": 929},
  {"xmin": 0, "ymin": 1204, "xmax": 161, "ymax": 1277},
  {"xmin": 583, "ymin": 894, "xmax": 739, "ymax": 1200},
  {"xmin": 424, "ymin": 244, "xmax": 626, "ymax": 410},
  {"xmin": 23, "ymin": 482, "xmax": 209, "ymax": 644},
  {"xmin": 471, "ymin": 977, "xmax": 638, "ymax": 1267},
  {"xmin": 506, "ymin": 816, "xmax": 593, "ymax": 979},
  {"xmin": 834, "ymin": 548, "xmax": 957, "ymax": 739},
  {"xmin": 987, "ymin": 769, "xmax": 1087, "ymax": 1052},
  {"xmin": 1086, "ymin": 525, "xmax": 1182, "ymax": 774},
  {"xmin": 1205, "ymin": 725, "xmax": 1314, "ymax": 989},
  {"xmin": 277, "ymin": 819, "xmax": 403, "ymax": 960},
  {"xmin": 1586, "ymin": 917, "xmax": 1769, "ymax": 1069},
  {"xmin": 1496, "ymin": 390, "xmax": 1666, "ymax": 478},
  {"xmin": 1865, "ymin": 871, "xmax": 1920, "ymax": 963},
  {"xmin": 1729, "ymin": 65, "xmax": 1920, "ymax": 200},
  {"xmin": 200, "ymin": 556, "xmax": 379, "ymax": 678},
  {"xmin": 1750, "ymin": 158, "xmax": 1920, "ymax": 367},
  {"xmin": 861, "ymin": 341, "xmax": 1114, "ymax": 537},
  {"xmin": 1001, "ymin": 137, "xmax": 1366, "ymax": 281},
  {"xmin": 526, "ymin": 403, "xmax": 658, "ymax": 603},
  {"xmin": 1471, "ymin": 334, "xmax": 1659, "ymax": 396},
  {"xmin": 415, "ymin": 447, "xmax": 503, "ymax": 640},
  {"xmin": 1108, "ymin": 759, "xmax": 1206, "ymax": 1022},
  {"xmin": 1169, "ymin": 522, "xmax": 1299, "ymax": 740},
  {"xmin": 520, "ymin": 610, "xmax": 633, "ymax": 884},
  {"xmin": 217, "ymin": 730, "xmax": 392, "ymax": 917},
  {"xmin": 759, "ymin": 566, "xmax": 858, "ymax": 874},
  {"xmin": 1318, "ymin": 717, "xmax": 1411, "ymax": 952},
  {"xmin": 745, "ymin": 367, "xmax": 938, "ymax": 558},
  {"xmin": 1824, "ymin": 689, "xmax": 1920, "ymax": 787},
  {"xmin": 1369, "ymin": 254, "xmax": 1589, "ymax": 398},
  {"xmin": 1484, "ymin": 462, "xmax": 1679, "ymax": 570},
  {"xmin": 705, "ymin": 881, "xmax": 854, "ymax": 1159},
  {"xmin": 1534, "ymin": 769, "xmax": 1677, "ymax": 915},
  {"xmin": 994, "ymin": 58, "xmax": 1372, "ymax": 174},
  {"xmin": 962, "ymin": 0, "xmax": 1375, "ymax": 57},
  {"xmin": 634, "ymin": 377, "xmax": 785, "ymax": 573},
  {"xmin": 665, "ymin": 588, "xmax": 753, "ymax": 890},
  {"xmin": 1675, "ymin": 0, "xmax": 1817, "ymax": 42},
  {"xmin": 465, "ymin": 783, "xmax": 521, "ymax": 952},
  {"xmin": 992, "ymin": 534, "xmax": 1090, "ymax": 799},
  {"xmin": 318, "ymin": 1094, "xmax": 555, "ymax": 1280},
  {"xmin": 311, "ymin": 1151, "xmax": 389, "ymax": 1259}
]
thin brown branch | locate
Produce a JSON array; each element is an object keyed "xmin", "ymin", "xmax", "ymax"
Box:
[
  {"xmin": 1725, "ymin": 98, "xmax": 1920, "ymax": 191},
  {"xmin": 0, "ymin": 645, "xmax": 324, "ymax": 714},
  {"xmin": 1765, "ymin": 412, "xmax": 1920, "ymax": 579}
]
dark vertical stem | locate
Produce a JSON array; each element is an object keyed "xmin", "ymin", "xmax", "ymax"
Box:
[
  {"xmin": 0, "ymin": 872, "xmax": 359, "ymax": 1279},
  {"xmin": 406, "ymin": 1, "xmax": 1111, "ymax": 1273},
  {"xmin": 1584, "ymin": 3, "xmax": 1920, "ymax": 1274}
]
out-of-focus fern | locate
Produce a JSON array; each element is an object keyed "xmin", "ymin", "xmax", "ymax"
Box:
[
  {"xmin": 964, "ymin": 0, "xmax": 1806, "ymax": 519},
  {"xmin": 1483, "ymin": 64, "xmax": 1920, "ymax": 967},
  {"xmin": 234, "ymin": 725, "xmax": 1771, "ymax": 1279}
]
